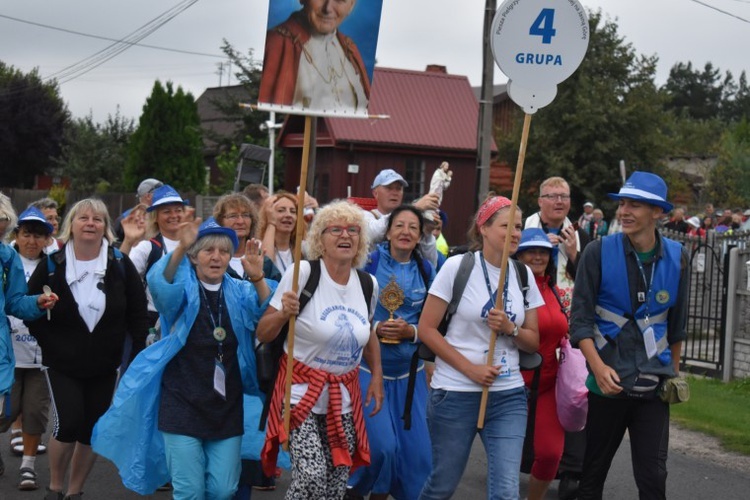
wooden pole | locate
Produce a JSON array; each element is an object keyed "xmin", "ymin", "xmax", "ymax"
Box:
[
  {"xmin": 282, "ymin": 115, "xmax": 313, "ymax": 448},
  {"xmin": 477, "ymin": 112, "xmax": 532, "ymax": 429}
]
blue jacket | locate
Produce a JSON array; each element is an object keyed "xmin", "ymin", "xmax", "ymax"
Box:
[
  {"xmin": 595, "ymin": 233, "xmax": 681, "ymax": 366},
  {"xmin": 91, "ymin": 253, "xmax": 275, "ymax": 494},
  {"xmin": 363, "ymin": 243, "xmax": 435, "ymax": 377},
  {"xmin": 0, "ymin": 244, "xmax": 43, "ymax": 397}
]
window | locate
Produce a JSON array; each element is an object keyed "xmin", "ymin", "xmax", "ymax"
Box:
[{"xmin": 404, "ymin": 158, "xmax": 426, "ymax": 203}]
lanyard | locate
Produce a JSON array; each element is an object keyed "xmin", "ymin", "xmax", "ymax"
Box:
[
  {"xmin": 199, "ymin": 285, "xmax": 226, "ymax": 362},
  {"xmin": 276, "ymin": 246, "xmax": 290, "ymax": 272},
  {"xmin": 634, "ymin": 254, "xmax": 656, "ymax": 320},
  {"xmin": 479, "ymin": 252, "xmax": 508, "ymax": 307}
]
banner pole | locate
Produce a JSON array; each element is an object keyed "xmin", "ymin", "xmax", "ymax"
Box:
[{"xmin": 282, "ymin": 115, "xmax": 313, "ymax": 448}]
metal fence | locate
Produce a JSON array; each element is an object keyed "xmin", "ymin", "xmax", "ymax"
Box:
[{"xmin": 663, "ymin": 229, "xmax": 750, "ymax": 377}]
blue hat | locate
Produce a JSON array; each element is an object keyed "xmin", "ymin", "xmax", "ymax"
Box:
[
  {"xmin": 197, "ymin": 217, "xmax": 239, "ymax": 252},
  {"xmin": 371, "ymin": 169, "xmax": 408, "ymax": 189},
  {"xmin": 17, "ymin": 207, "xmax": 53, "ymax": 234},
  {"xmin": 147, "ymin": 184, "xmax": 189, "ymax": 212},
  {"xmin": 517, "ymin": 228, "xmax": 553, "ymax": 252},
  {"xmin": 607, "ymin": 171, "xmax": 673, "ymax": 212}
]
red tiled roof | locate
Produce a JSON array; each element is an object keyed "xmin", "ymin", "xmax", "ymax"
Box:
[{"xmin": 324, "ymin": 67, "xmax": 482, "ymax": 152}]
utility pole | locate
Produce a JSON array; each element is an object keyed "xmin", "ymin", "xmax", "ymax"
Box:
[
  {"xmin": 216, "ymin": 62, "xmax": 225, "ymax": 86},
  {"xmin": 474, "ymin": 0, "xmax": 497, "ymax": 209}
]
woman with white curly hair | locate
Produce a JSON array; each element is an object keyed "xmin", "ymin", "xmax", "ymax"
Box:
[{"xmin": 257, "ymin": 200, "xmax": 384, "ymax": 499}]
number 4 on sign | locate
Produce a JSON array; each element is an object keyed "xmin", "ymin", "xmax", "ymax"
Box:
[{"xmin": 529, "ymin": 8, "xmax": 556, "ymax": 44}]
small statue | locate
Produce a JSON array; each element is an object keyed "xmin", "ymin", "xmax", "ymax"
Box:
[{"xmin": 429, "ymin": 161, "xmax": 453, "ymax": 205}]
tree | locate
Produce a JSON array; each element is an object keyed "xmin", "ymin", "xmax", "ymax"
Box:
[
  {"xmin": 125, "ymin": 81, "xmax": 206, "ymax": 193},
  {"xmin": 663, "ymin": 62, "xmax": 725, "ymax": 121},
  {"xmin": 54, "ymin": 110, "xmax": 134, "ymax": 193},
  {"xmin": 0, "ymin": 62, "xmax": 69, "ymax": 187},
  {"xmin": 202, "ymin": 41, "xmax": 285, "ymax": 191},
  {"xmin": 497, "ymin": 11, "xmax": 670, "ymax": 214},
  {"xmin": 706, "ymin": 119, "xmax": 750, "ymax": 207}
]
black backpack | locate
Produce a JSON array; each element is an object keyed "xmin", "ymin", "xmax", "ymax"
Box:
[{"xmin": 255, "ymin": 259, "xmax": 374, "ymax": 429}]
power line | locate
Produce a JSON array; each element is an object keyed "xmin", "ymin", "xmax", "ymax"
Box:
[
  {"xmin": 47, "ymin": 0, "xmax": 204, "ymax": 85},
  {"xmin": 0, "ymin": 12, "xmax": 224, "ymax": 59},
  {"xmin": 688, "ymin": 0, "xmax": 750, "ymax": 23}
]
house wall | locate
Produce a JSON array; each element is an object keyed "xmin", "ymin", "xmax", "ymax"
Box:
[{"xmin": 282, "ymin": 147, "xmax": 479, "ymax": 246}]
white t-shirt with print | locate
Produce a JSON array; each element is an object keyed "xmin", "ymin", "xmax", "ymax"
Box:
[
  {"xmin": 428, "ymin": 252, "xmax": 544, "ymax": 392},
  {"xmin": 129, "ymin": 236, "xmax": 180, "ymax": 311},
  {"xmin": 270, "ymin": 261, "xmax": 378, "ymax": 414}
]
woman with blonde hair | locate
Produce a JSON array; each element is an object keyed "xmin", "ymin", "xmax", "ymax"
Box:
[
  {"xmin": 259, "ymin": 192, "xmax": 300, "ymax": 275},
  {"xmin": 258, "ymin": 200, "xmax": 383, "ymax": 499},
  {"xmin": 119, "ymin": 185, "xmax": 188, "ymax": 327},
  {"xmin": 27, "ymin": 198, "xmax": 149, "ymax": 500}
]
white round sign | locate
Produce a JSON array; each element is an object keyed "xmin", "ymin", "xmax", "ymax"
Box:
[{"xmin": 491, "ymin": 0, "xmax": 589, "ymax": 113}]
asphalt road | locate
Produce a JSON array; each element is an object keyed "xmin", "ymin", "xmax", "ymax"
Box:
[{"xmin": 0, "ymin": 425, "xmax": 748, "ymax": 499}]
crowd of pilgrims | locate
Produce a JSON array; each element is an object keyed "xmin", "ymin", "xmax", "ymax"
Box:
[{"xmin": 0, "ymin": 170, "xmax": 637, "ymax": 500}]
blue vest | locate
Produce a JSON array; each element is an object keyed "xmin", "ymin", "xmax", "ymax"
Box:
[{"xmin": 595, "ymin": 233, "xmax": 681, "ymax": 366}]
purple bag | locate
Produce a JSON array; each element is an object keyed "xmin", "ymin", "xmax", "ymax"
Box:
[{"xmin": 555, "ymin": 337, "xmax": 589, "ymax": 432}]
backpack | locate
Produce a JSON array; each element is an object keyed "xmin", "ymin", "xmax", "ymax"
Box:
[
  {"xmin": 402, "ymin": 252, "xmax": 533, "ymax": 430},
  {"xmin": 416, "ymin": 252, "xmax": 529, "ymax": 362},
  {"xmin": 144, "ymin": 235, "xmax": 166, "ymax": 278},
  {"xmin": 47, "ymin": 246, "xmax": 127, "ymax": 281},
  {"xmin": 255, "ymin": 259, "xmax": 374, "ymax": 429},
  {"xmin": 364, "ymin": 247, "xmax": 432, "ymax": 291}
]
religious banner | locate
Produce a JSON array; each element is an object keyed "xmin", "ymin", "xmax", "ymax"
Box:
[{"xmin": 258, "ymin": 0, "xmax": 384, "ymax": 117}]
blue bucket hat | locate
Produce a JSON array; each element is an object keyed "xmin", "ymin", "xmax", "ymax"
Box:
[
  {"xmin": 17, "ymin": 207, "xmax": 53, "ymax": 234},
  {"xmin": 371, "ymin": 169, "xmax": 408, "ymax": 189},
  {"xmin": 607, "ymin": 171, "xmax": 673, "ymax": 212},
  {"xmin": 517, "ymin": 228, "xmax": 553, "ymax": 252},
  {"xmin": 146, "ymin": 184, "xmax": 189, "ymax": 212},
  {"xmin": 197, "ymin": 217, "xmax": 239, "ymax": 252}
]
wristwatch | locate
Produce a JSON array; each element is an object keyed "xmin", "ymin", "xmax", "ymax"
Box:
[{"xmin": 510, "ymin": 324, "xmax": 519, "ymax": 337}]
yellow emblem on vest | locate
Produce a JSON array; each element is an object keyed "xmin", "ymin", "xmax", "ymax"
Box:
[{"xmin": 655, "ymin": 290, "xmax": 670, "ymax": 304}]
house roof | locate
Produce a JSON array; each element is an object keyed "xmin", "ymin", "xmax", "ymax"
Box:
[
  {"xmin": 196, "ymin": 86, "xmax": 253, "ymax": 150},
  {"xmin": 322, "ymin": 66, "xmax": 485, "ymax": 152}
]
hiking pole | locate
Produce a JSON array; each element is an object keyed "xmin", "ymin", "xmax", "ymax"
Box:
[{"xmin": 478, "ymin": 112, "xmax": 531, "ymax": 428}]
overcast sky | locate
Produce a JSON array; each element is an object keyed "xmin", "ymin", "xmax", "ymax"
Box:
[{"xmin": 1, "ymin": 0, "xmax": 749, "ymax": 123}]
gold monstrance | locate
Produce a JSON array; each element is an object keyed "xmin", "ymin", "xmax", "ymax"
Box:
[{"xmin": 379, "ymin": 276, "xmax": 404, "ymax": 344}]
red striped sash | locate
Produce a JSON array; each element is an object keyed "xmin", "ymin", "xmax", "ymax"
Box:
[{"xmin": 261, "ymin": 353, "xmax": 370, "ymax": 476}]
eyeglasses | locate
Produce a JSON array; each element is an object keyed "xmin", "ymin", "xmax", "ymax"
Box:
[
  {"xmin": 539, "ymin": 194, "xmax": 571, "ymax": 201},
  {"xmin": 323, "ymin": 225, "xmax": 361, "ymax": 236},
  {"xmin": 224, "ymin": 213, "xmax": 252, "ymax": 221}
]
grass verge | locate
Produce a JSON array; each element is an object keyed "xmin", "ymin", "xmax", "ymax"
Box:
[{"xmin": 670, "ymin": 376, "xmax": 750, "ymax": 455}]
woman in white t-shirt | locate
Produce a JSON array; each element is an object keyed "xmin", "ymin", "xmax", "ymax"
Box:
[
  {"xmin": 257, "ymin": 200, "xmax": 383, "ymax": 500},
  {"xmin": 119, "ymin": 185, "xmax": 188, "ymax": 326},
  {"xmin": 418, "ymin": 196, "xmax": 542, "ymax": 500}
]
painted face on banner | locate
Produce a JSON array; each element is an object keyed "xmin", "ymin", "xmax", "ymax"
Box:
[{"xmin": 302, "ymin": 0, "xmax": 356, "ymax": 35}]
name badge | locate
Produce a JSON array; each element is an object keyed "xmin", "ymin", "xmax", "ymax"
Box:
[
  {"xmin": 643, "ymin": 326, "xmax": 658, "ymax": 359},
  {"xmin": 214, "ymin": 359, "xmax": 226, "ymax": 400},
  {"xmin": 637, "ymin": 292, "xmax": 646, "ymax": 303}
]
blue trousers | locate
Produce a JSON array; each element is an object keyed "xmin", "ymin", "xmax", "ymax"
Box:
[
  {"xmin": 162, "ymin": 432, "xmax": 242, "ymax": 500},
  {"xmin": 419, "ymin": 387, "xmax": 527, "ymax": 500}
]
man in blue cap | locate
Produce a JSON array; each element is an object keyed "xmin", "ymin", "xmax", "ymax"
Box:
[
  {"xmin": 363, "ymin": 168, "xmax": 440, "ymax": 265},
  {"xmin": 570, "ymin": 171, "xmax": 689, "ymax": 499}
]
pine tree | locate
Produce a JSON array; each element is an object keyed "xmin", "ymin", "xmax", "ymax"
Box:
[{"xmin": 125, "ymin": 81, "xmax": 206, "ymax": 193}]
